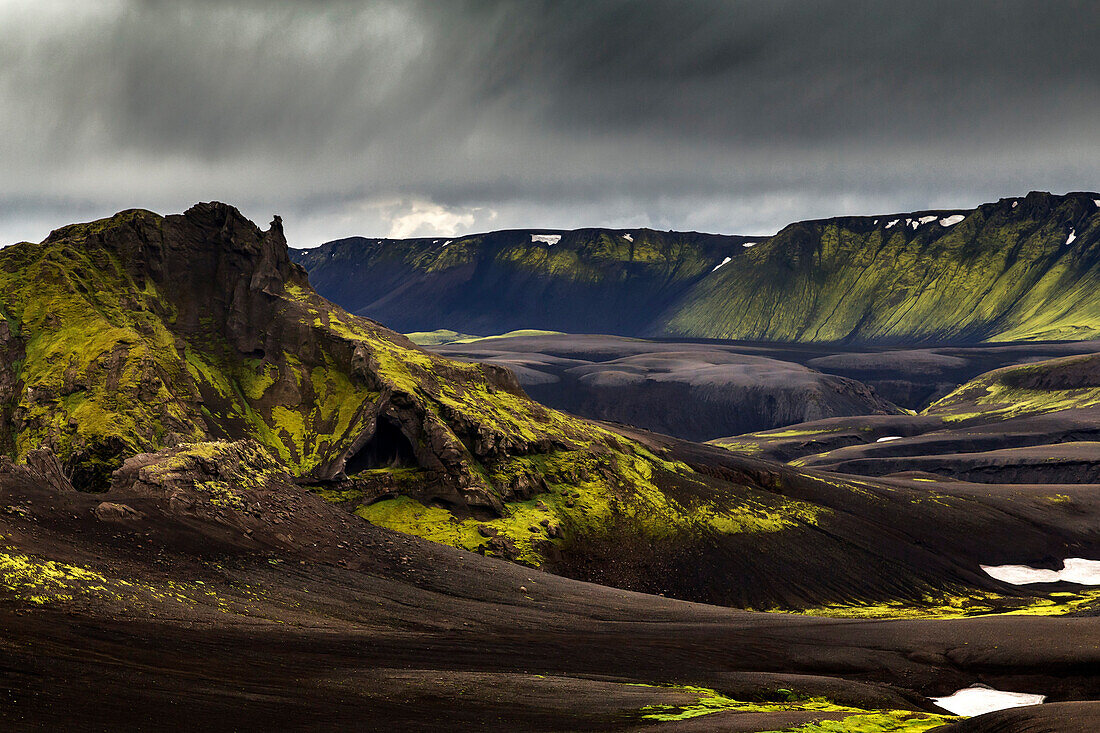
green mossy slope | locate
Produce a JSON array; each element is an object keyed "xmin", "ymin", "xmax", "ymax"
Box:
[
  {"xmin": 633, "ymin": 684, "xmax": 955, "ymax": 730},
  {"xmin": 662, "ymin": 191, "xmax": 1100, "ymax": 343},
  {"xmin": 347, "ymin": 447, "xmax": 824, "ymax": 568},
  {"xmin": 0, "ymin": 204, "xmax": 621, "ymax": 502},
  {"xmin": 925, "ymin": 351, "xmax": 1100, "ymax": 422}
]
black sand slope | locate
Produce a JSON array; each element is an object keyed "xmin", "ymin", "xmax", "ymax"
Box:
[
  {"xmin": 3, "ymin": 460, "xmax": 1100, "ymax": 732},
  {"xmin": 433, "ymin": 335, "xmax": 904, "ymax": 440},
  {"xmin": 938, "ymin": 703, "xmax": 1100, "ymax": 733}
]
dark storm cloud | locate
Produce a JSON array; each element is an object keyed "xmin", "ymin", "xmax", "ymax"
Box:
[{"xmin": 1, "ymin": 0, "xmax": 1098, "ymax": 246}]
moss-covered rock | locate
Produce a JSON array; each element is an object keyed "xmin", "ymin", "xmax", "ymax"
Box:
[
  {"xmin": 926, "ymin": 351, "xmax": 1100, "ymax": 421},
  {"xmin": 2, "ymin": 202, "xmax": 806, "ymax": 573},
  {"xmin": 0, "ymin": 204, "xmax": 629, "ymax": 507}
]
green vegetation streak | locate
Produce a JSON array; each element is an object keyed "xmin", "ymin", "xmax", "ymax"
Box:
[{"xmin": 635, "ymin": 685, "xmax": 955, "ymax": 731}]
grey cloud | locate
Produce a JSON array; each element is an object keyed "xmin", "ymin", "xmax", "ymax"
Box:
[{"xmin": 1, "ymin": 0, "xmax": 1098, "ymax": 248}]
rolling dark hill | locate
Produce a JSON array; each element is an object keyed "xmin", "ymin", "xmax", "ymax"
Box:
[
  {"xmin": 714, "ymin": 349, "xmax": 1100, "ymax": 486},
  {"xmin": 429, "ymin": 333, "xmax": 1100, "ymax": 441},
  {"xmin": 294, "ymin": 191, "xmax": 1100, "ymax": 344},
  {"xmin": 432, "ymin": 334, "xmax": 905, "ymax": 441}
]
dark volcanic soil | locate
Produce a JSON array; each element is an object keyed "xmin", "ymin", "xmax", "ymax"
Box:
[
  {"xmin": 431, "ymin": 334, "xmax": 1100, "ymax": 440},
  {"xmin": 3, "ymin": 491, "xmax": 1100, "ymax": 732},
  {"xmin": 433, "ymin": 335, "xmax": 904, "ymax": 440},
  {"xmin": 3, "ymin": 428, "xmax": 1100, "ymax": 731}
]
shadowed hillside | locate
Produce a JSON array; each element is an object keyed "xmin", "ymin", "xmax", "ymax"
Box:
[{"xmin": 292, "ymin": 228, "xmax": 754, "ymax": 335}]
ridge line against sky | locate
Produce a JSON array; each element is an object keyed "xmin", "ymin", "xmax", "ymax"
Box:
[{"xmin": 2, "ymin": 0, "xmax": 1098, "ymax": 249}]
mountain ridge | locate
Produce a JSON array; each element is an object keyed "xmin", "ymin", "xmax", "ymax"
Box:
[
  {"xmin": 294, "ymin": 191, "xmax": 1100, "ymax": 344},
  {"xmin": 292, "ymin": 226, "xmax": 755, "ymax": 335},
  {"xmin": 663, "ymin": 190, "xmax": 1100, "ymax": 343}
]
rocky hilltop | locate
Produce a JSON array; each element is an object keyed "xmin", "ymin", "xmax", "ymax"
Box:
[
  {"xmin": 0, "ymin": 203, "xmax": 617, "ymax": 510},
  {"xmin": 295, "ymin": 191, "xmax": 1100, "ymax": 343}
]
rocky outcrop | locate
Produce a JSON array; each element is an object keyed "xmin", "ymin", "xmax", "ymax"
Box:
[
  {"xmin": 0, "ymin": 447, "xmax": 74, "ymax": 493},
  {"xmin": 93, "ymin": 501, "xmax": 141, "ymax": 522},
  {"xmin": 0, "ymin": 203, "xmax": 629, "ymax": 515}
]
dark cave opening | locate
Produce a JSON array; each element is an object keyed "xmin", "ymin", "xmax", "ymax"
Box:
[{"xmin": 344, "ymin": 415, "xmax": 418, "ymax": 474}]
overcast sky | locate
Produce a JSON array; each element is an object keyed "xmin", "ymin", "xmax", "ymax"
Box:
[{"xmin": 2, "ymin": 0, "xmax": 1098, "ymax": 248}]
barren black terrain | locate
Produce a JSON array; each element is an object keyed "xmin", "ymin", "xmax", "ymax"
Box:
[
  {"xmin": 430, "ymin": 334, "xmax": 1100, "ymax": 440},
  {"xmin": 4, "ymin": 470, "xmax": 1100, "ymax": 732}
]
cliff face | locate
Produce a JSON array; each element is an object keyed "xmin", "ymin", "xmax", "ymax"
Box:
[
  {"xmin": 661, "ymin": 191, "xmax": 1100, "ymax": 343},
  {"xmin": 0, "ymin": 203, "xmax": 614, "ymax": 505}
]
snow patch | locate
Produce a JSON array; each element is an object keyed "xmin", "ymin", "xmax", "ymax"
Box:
[
  {"xmin": 939, "ymin": 215, "xmax": 965, "ymax": 227},
  {"xmin": 876, "ymin": 436, "xmax": 902, "ymax": 443},
  {"xmin": 742, "ymin": 242, "xmax": 757, "ymax": 248},
  {"xmin": 982, "ymin": 557, "xmax": 1100, "ymax": 585},
  {"xmin": 1094, "ymin": 199, "xmax": 1100, "ymax": 208},
  {"xmin": 1012, "ymin": 200, "xmax": 1019, "ymax": 208},
  {"xmin": 531, "ymin": 234, "xmax": 561, "ymax": 246},
  {"xmin": 712, "ymin": 256, "xmax": 732, "ymax": 272},
  {"xmin": 916, "ymin": 215, "xmax": 938, "ymax": 226},
  {"xmin": 622, "ymin": 233, "xmax": 633, "ymax": 242},
  {"xmin": 884, "ymin": 219, "xmax": 900, "ymax": 229},
  {"xmin": 441, "ymin": 240, "xmax": 452, "ymax": 247},
  {"xmin": 1066, "ymin": 229, "xmax": 1077, "ymax": 245},
  {"xmin": 932, "ymin": 686, "xmax": 1045, "ymax": 717}
]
